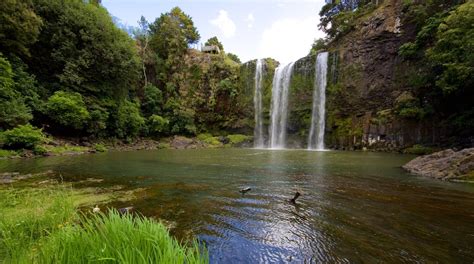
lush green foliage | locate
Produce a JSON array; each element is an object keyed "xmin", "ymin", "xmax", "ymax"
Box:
[
  {"xmin": 149, "ymin": 7, "xmax": 200, "ymax": 92},
  {"xmin": 0, "ymin": 1, "xmax": 252, "ymax": 141},
  {"xmin": 93, "ymin": 143, "xmax": 107, "ymax": 152},
  {"xmin": 0, "ymin": 124, "xmax": 47, "ymax": 149},
  {"xmin": 45, "ymin": 91, "xmax": 90, "ymax": 130},
  {"xmin": 403, "ymin": 144, "xmax": 435, "ymax": 155},
  {"xmin": 112, "ymin": 100, "xmax": 146, "ymax": 139},
  {"xmin": 30, "ymin": 0, "xmax": 140, "ymax": 98},
  {"xmin": 0, "ymin": 149, "xmax": 16, "ymax": 157},
  {"xmin": 427, "ymin": 2, "xmax": 473, "ymax": 94},
  {"xmin": 227, "ymin": 53, "xmax": 241, "ymax": 64},
  {"xmin": 309, "ymin": 38, "xmax": 327, "ymax": 55},
  {"xmin": 38, "ymin": 210, "xmax": 208, "ymax": 263},
  {"xmin": 397, "ymin": 1, "xmax": 473, "ymax": 136},
  {"xmin": 0, "ymin": 186, "xmax": 77, "ymax": 262},
  {"xmin": 0, "ymin": 186, "xmax": 208, "ymax": 263},
  {"xmin": 0, "ymin": 54, "xmax": 32, "ymax": 128},
  {"xmin": 142, "ymin": 84, "xmax": 163, "ymax": 116},
  {"xmin": 0, "ymin": 0, "xmax": 42, "ymax": 58},
  {"xmin": 319, "ymin": 0, "xmax": 375, "ymax": 39},
  {"xmin": 227, "ymin": 134, "xmax": 251, "ymax": 145},
  {"xmin": 43, "ymin": 144, "xmax": 88, "ymax": 154},
  {"xmin": 148, "ymin": 114, "xmax": 169, "ymax": 135}
]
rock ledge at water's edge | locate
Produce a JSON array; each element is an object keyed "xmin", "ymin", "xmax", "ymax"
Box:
[{"xmin": 403, "ymin": 148, "xmax": 474, "ymax": 181}]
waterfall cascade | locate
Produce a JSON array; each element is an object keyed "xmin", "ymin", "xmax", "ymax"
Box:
[
  {"xmin": 308, "ymin": 52, "xmax": 329, "ymax": 150},
  {"xmin": 269, "ymin": 62, "xmax": 295, "ymax": 149},
  {"xmin": 253, "ymin": 59, "xmax": 265, "ymax": 148}
]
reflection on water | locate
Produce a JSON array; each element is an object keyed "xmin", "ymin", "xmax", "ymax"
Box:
[{"xmin": 1, "ymin": 149, "xmax": 474, "ymax": 263}]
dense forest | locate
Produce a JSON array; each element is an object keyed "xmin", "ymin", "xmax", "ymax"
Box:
[{"xmin": 0, "ymin": 0, "xmax": 248, "ymax": 154}]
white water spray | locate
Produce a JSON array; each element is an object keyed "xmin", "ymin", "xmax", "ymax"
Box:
[
  {"xmin": 269, "ymin": 62, "xmax": 295, "ymax": 149},
  {"xmin": 253, "ymin": 59, "xmax": 265, "ymax": 148},
  {"xmin": 308, "ymin": 52, "xmax": 328, "ymax": 150}
]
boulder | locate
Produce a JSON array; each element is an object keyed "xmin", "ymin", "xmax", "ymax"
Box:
[
  {"xmin": 170, "ymin": 136, "xmax": 194, "ymax": 149},
  {"xmin": 403, "ymin": 148, "xmax": 474, "ymax": 180}
]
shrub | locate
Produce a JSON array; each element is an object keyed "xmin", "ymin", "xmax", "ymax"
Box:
[
  {"xmin": 403, "ymin": 144, "xmax": 435, "ymax": 155},
  {"xmin": 204, "ymin": 137, "xmax": 221, "ymax": 146},
  {"xmin": 87, "ymin": 104, "xmax": 109, "ymax": 136},
  {"xmin": 93, "ymin": 143, "xmax": 107, "ymax": 152},
  {"xmin": 227, "ymin": 134, "xmax": 251, "ymax": 145},
  {"xmin": 165, "ymin": 99, "xmax": 196, "ymax": 135},
  {"xmin": 196, "ymin": 133, "xmax": 220, "ymax": 146},
  {"xmin": 197, "ymin": 133, "xmax": 212, "ymax": 141},
  {"xmin": 33, "ymin": 145, "xmax": 48, "ymax": 155},
  {"xmin": 398, "ymin": 42, "xmax": 418, "ymax": 59},
  {"xmin": 113, "ymin": 100, "xmax": 145, "ymax": 138},
  {"xmin": 45, "ymin": 91, "xmax": 90, "ymax": 130},
  {"xmin": 0, "ymin": 149, "xmax": 15, "ymax": 158},
  {"xmin": 148, "ymin": 115, "xmax": 169, "ymax": 135},
  {"xmin": 142, "ymin": 84, "xmax": 163, "ymax": 116},
  {"xmin": 0, "ymin": 124, "xmax": 47, "ymax": 149}
]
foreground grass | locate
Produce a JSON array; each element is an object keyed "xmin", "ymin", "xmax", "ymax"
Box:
[{"xmin": 0, "ymin": 186, "xmax": 207, "ymax": 263}]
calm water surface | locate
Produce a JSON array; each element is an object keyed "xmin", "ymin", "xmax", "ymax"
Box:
[{"xmin": 1, "ymin": 149, "xmax": 473, "ymax": 263}]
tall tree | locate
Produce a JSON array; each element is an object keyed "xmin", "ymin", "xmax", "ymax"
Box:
[
  {"xmin": 134, "ymin": 16, "xmax": 152, "ymax": 86},
  {"xmin": 148, "ymin": 7, "xmax": 200, "ymax": 96},
  {"xmin": 29, "ymin": 0, "xmax": 140, "ymax": 99},
  {"xmin": 149, "ymin": 7, "xmax": 199, "ymax": 62}
]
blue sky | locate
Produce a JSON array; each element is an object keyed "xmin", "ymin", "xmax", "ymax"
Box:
[{"xmin": 102, "ymin": 0, "xmax": 327, "ymax": 64}]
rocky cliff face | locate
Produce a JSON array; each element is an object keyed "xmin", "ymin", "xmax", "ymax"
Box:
[
  {"xmin": 239, "ymin": 0, "xmax": 461, "ymax": 150},
  {"xmin": 324, "ymin": 0, "xmax": 423, "ymax": 151},
  {"xmin": 322, "ymin": 0, "xmax": 458, "ymax": 151}
]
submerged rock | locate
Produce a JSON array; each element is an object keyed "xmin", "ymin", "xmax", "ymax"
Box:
[{"xmin": 403, "ymin": 148, "xmax": 474, "ymax": 180}]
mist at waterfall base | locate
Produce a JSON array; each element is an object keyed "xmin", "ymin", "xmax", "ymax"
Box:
[{"xmin": 253, "ymin": 52, "xmax": 329, "ymax": 150}]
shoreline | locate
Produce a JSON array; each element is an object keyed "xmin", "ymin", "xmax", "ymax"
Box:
[{"xmin": 0, "ymin": 134, "xmax": 253, "ymax": 160}]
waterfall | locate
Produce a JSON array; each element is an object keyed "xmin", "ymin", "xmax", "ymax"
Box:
[
  {"xmin": 269, "ymin": 62, "xmax": 295, "ymax": 149},
  {"xmin": 253, "ymin": 59, "xmax": 265, "ymax": 148},
  {"xmin": 308, "ymin": 52, "xmax": 328, "ymax": 150}
]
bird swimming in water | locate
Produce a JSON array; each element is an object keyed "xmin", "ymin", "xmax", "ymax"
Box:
[
  {"xmin": 290, "ymin": 192, "xmax": 301, "ymax": 204},
  {"xmin": 239, "ymin": 187, "xmax": 252, "ymax": 194}
]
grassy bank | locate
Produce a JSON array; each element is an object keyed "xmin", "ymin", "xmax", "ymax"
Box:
[{"xmin": 0, "ymin": 185, "xmax": 208, "ymax": 263}]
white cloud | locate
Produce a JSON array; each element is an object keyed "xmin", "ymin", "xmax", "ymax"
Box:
[
  {"xmin": 210, "ymin": 10, "xmax": 236, "ymax": 38},
  {"xmin": 259, "ymin": 16, "xmax": 325, "ymax": 64},
  {"xmin": 245, "ymin": 13, "xmax": 255, "ymax": 28}
]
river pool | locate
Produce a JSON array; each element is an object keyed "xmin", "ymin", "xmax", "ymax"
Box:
[{"xmin": 1, "ymin": 149, "xmax": 473, "ymax": 263}]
